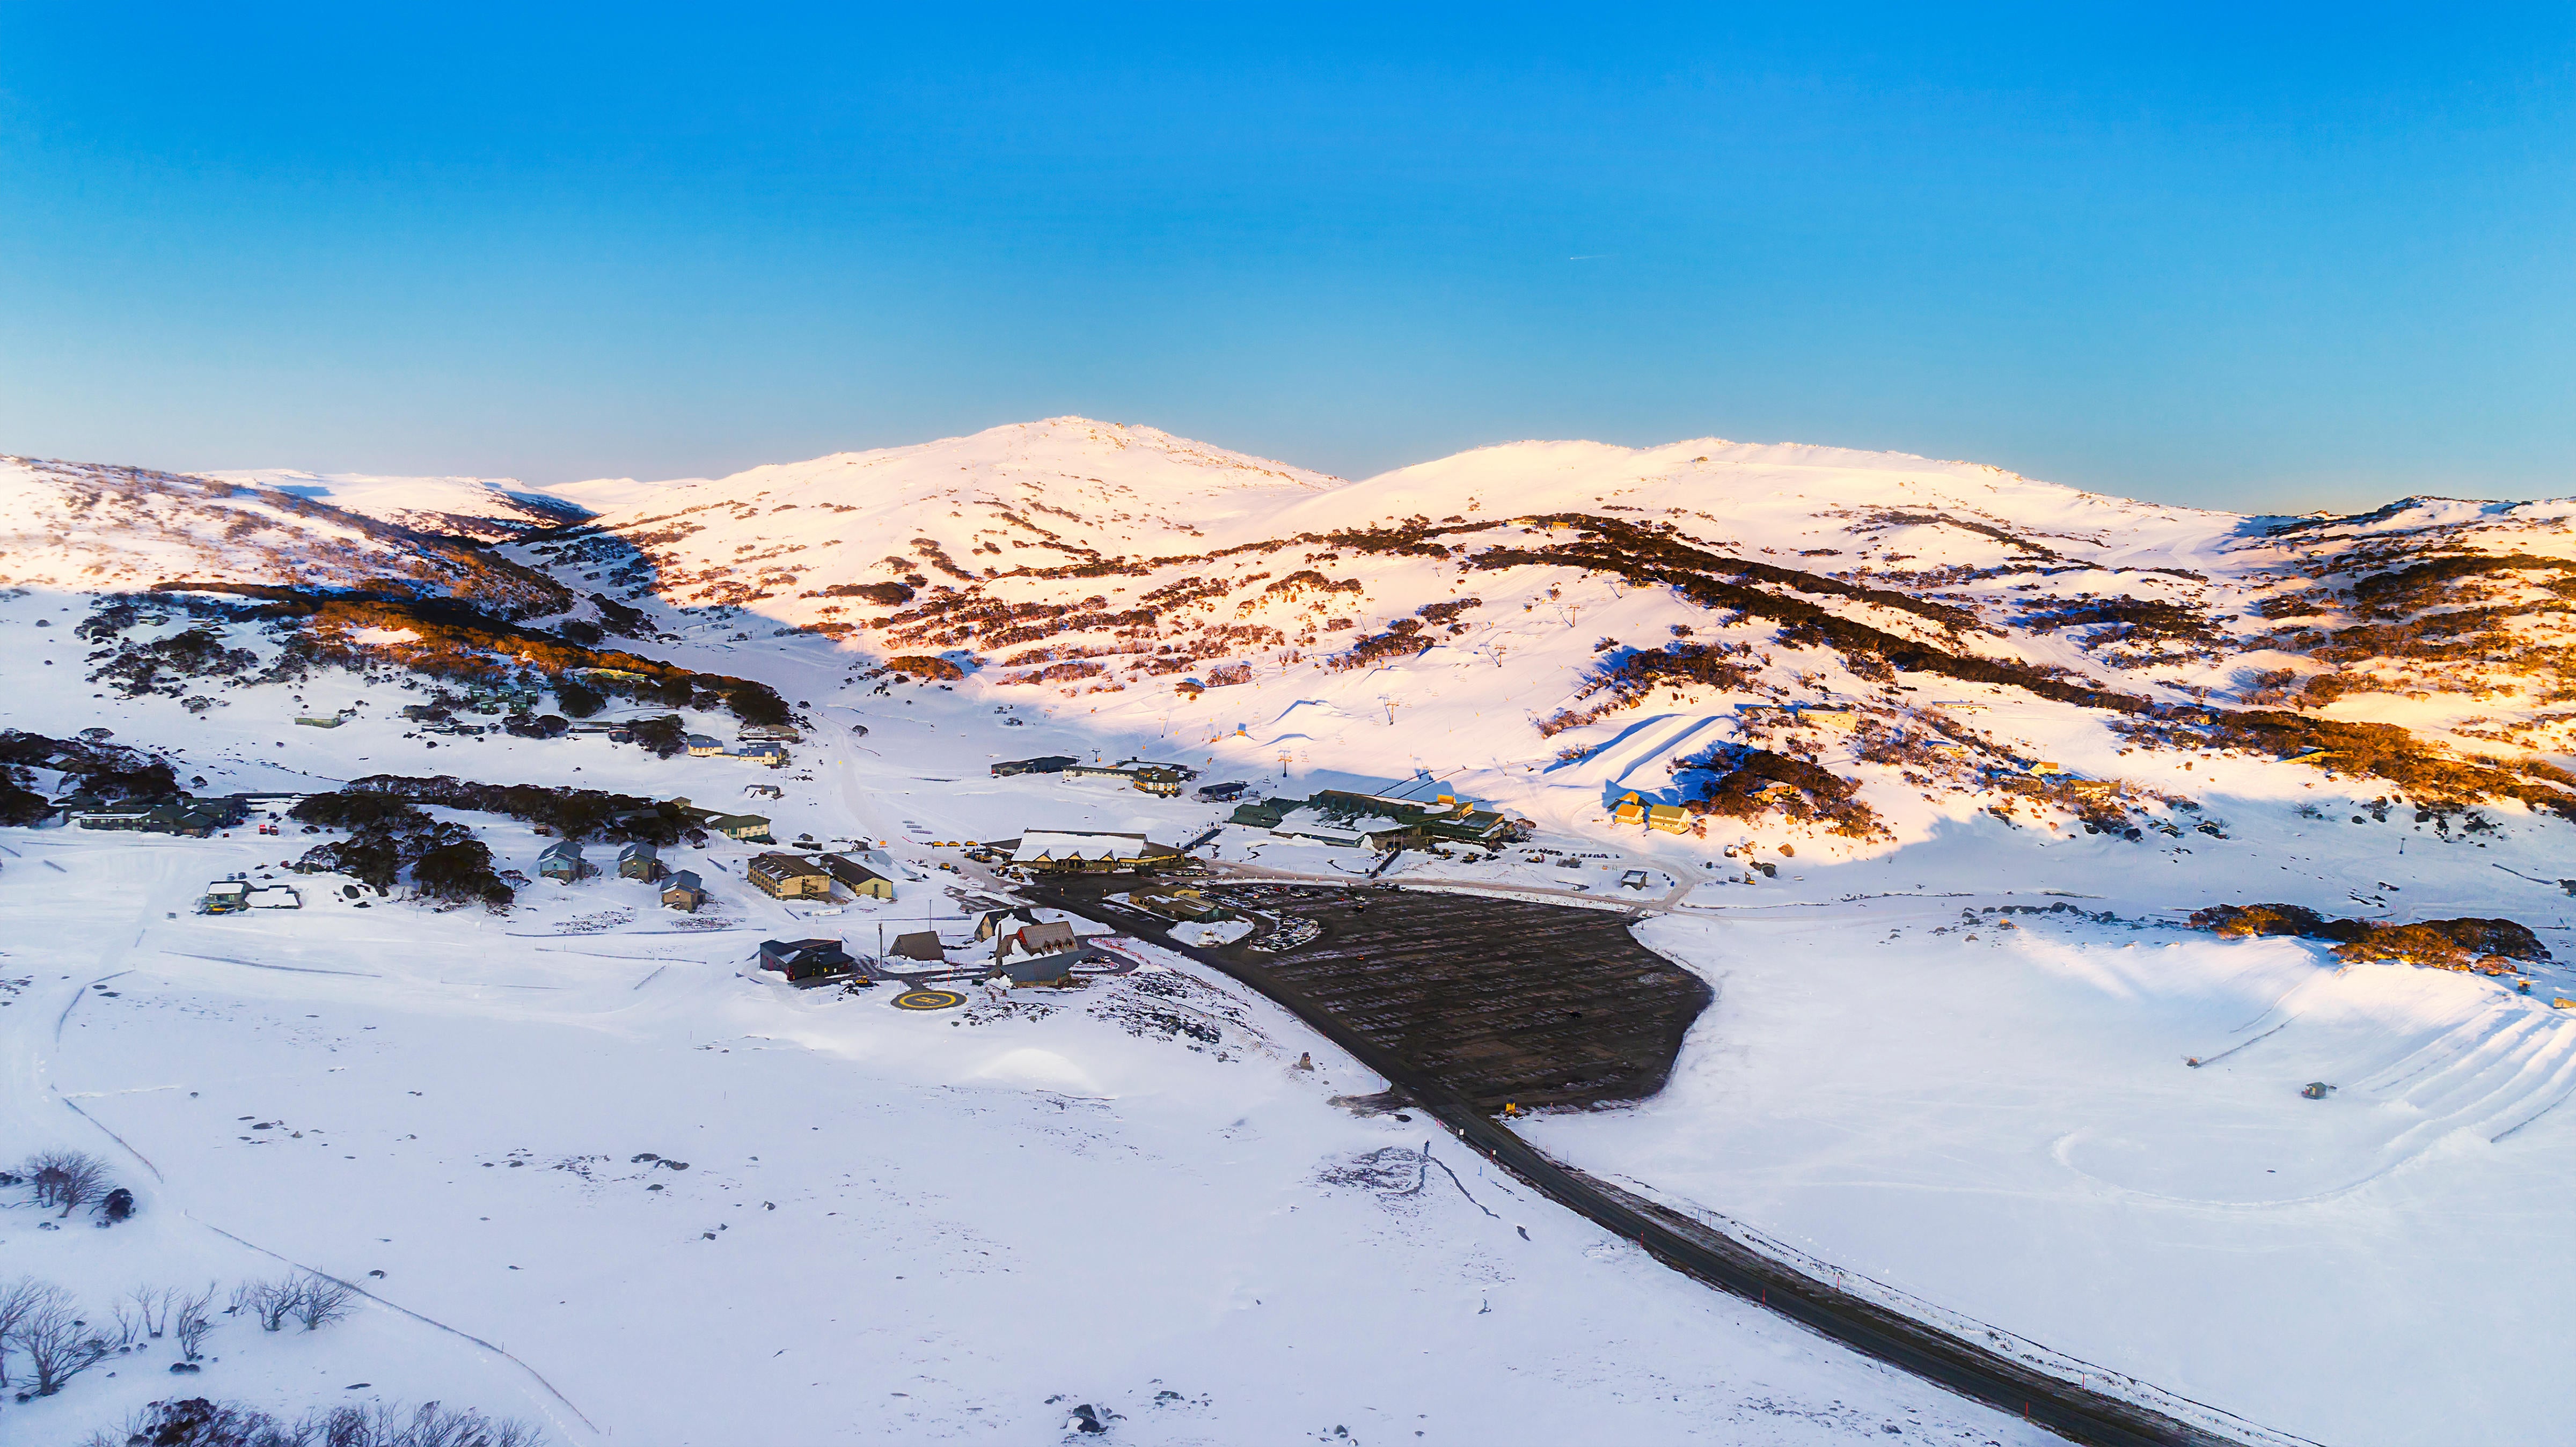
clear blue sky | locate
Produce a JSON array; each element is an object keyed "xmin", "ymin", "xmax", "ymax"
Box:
[{"xmin": 3, "ymin": 4, "xmax": 2569, "ymax": 510}]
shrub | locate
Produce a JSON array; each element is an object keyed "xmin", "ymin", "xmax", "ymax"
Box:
[{"xmin": 882, "ymin": 655, "xmax": 964, "ymax": 681}]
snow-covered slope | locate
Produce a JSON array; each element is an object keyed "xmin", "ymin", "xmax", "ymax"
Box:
[
  {"xmin": 201, "ymin": 469, "xmax": 593, "ymax": 542},
  {"xmin": 540, "ymin": 420, "xmax": 2576, "ymax": 866},
  {"xmin": 0, "ymin": 455, "xmax": 568, "ymax": 613}
]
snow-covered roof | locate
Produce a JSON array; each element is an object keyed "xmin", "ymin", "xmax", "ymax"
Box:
[{"xmin": 1012, "ymin": 830, "xmax": 1151, "ymax": 863}]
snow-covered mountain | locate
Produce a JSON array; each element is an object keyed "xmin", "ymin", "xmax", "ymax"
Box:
[
  {"xmin": 0, "ymin": 454, "xmax": 568, "ymax": 613},
  {"xmin": 200, "ymin": 468, "xmax": 594, "ymax": 542},
  {"xmin": 8, "ymin": 419, "xmax": 2576, "ymax": 1446},
  {"xmin": 534, "ymin": 418, "xmax": 2576, "ymax": 855}
]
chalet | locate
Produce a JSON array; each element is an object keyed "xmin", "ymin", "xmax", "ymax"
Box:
[
  {"xmin": 991, "ymin": 755, "xmax": 1078, "ymax": 777},
  {"xmin": 1647, "ymin": 803, "xmax": 1690, "ymax": 835},
  {"xmin": 1129, "ymin": 766, "xmax": 1187, "ymax": 798},
  {"xmin": 730, "ymin": 740, "xmax": 789, "ymax": 768},
  {"xmin": 997, "ymin": 919, "xmax": 1079, "ymax": 963},
  {"xmin": 746, "ymin": 853, "xmax": 833, "ymax": 900},
  {"xmin": 1613, "ymin": 792, "xmax": 1646, "ymax": 827},
  {"xmin": 756, "ymin": 937, "xmax": 860, "ymax": 986},
  {"xmin": 661, "ymin": 869, "xmax": 707, "ymax": 912},
  {"xmin": 197, "ymin": 880, "xmax": 302, "ymax": 913},
  {"xmin": 670, "ymin": 799, "xmax": 774, "ymax": 842},
  {"xmin": 889, "ymin": 930, "xmax": 947, "ymax": 962},
  {"xmin": 821, "ymin": 852, "xmax": 896, "ymax": 900},
  {"xmin": 1001, "ymin": 831, "xmax": 1184, "ymax": 875},
  {"xmin": 537, "ymin": 840, "xmax": 588, "ymax": 882},
  {"xmin": 617, "ymin": 841, "xmax": 663, "ymax": 882},
  {"xmin": 686, "ymin": 734, "xmax": 726, "ymax": 756},
  {"xmin": 974, "ymin": 906, "xmax": 1042, "ymax": 941}
]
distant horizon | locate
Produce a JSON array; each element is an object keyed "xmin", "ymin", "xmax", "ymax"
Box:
[{"xmin": 171, "ymin": 412, "xmax": 2563, "ymax": 519}]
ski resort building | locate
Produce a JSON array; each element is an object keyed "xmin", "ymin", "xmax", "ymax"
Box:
[
  {"xmin": 756, "ymin": 937, "xmax": 860, "ymax": 985},
  {"xmin": 1001, "ymin": 831, "xmax": 1184, "ymax": 874},
  {"xmin": 747, "ymin": 853, "xmax": 833, "ymax": 900},
  {"xmin": 991, "ymin": 755, "xmax": 1078, "ymax": 777},
  {"xmin": 821, "ymin": 852, "xmax": 897, "ymax": 899}
]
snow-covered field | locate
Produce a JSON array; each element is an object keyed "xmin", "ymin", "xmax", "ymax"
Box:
[{"xmin": 6, "ymin": 416, "xmax": 2575, "ymax": 1443}]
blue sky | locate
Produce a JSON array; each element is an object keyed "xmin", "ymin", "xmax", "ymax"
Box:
[{"xmin": 2, "ymin": 4, "xmax": 2569, "ymax": 509}]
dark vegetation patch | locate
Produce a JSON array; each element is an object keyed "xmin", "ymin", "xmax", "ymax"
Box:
[
  {"xmin": 881, "ymin": 654, "xmax": 965, "ymax": 681},
  {"xmin": 0, "ymin": 729, "xmax": 179, "ymax": 809},
  {"xmin": 2348, "ymin": 553, "xmax": 2576, "ymax": 613},
  {"xmin": 1538, "ymin": 641, "xmax": 1761, "ymax": 736},
  {"xmin": 2120, "ymin": 709, "xmax": 2576, "ymax": 821},
  {"xmin": 133, "ymin": 585, "xmax": 788, "ymax": 727},
  {"xmin": 319, "ymin": 775, "xmax": 698, "ymax": 843},
  {"xmin": 1684, "ymin": 746, "xmax": 1890, "ymax": 840},
  {"xmin": 807, "ymin": 580, "xmax": 916, "ymax": 605},
  {"xmin": 2189, "ymin": 903, "xmax": 2550, "ymax": 971},
  {"xmin": 2018, "ymin": 596, "xmax": 2217, "ymax": 642},
  {"xmin": 288, "ymin": 794, "xmax": 510, "ymax": 906}
]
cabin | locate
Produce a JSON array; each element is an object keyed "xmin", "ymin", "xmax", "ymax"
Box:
[
  {"xmin": 686, "ymin": 734, "xmax": 727, "ymax": 756},
  {"xmin": 997, "ymin": 920, "xmax": 1079, "ymax": 962},
  {"xmin": 757, "ymin": 937, "xmax": 859, "ymax": 985},
  {"xmin": 821, "ymin": 853, "xmax": 897, "ymax": 900},
  {"xmin": 1612, "ymin": 792, "xmax": 1647, "ymax": 827},
  {"xmin": 991, "ymin": 755, "xmax": 1078, "ymax": 777},
  {"xmin": 537, "ymin": 841, "xmax": 588, "ymax": 882},
  {"xmin": 617, "ymin": 841, "xmax": 663, "ymax": 882},
  {"xmin": 746, "ymin": 853, "xmax": 833, "ymax": 900},
  {"xmin": 974, "ymin": 906, "xmax": 1042, "ymax": 941},
  {"xmin": 889, "ymin": 930, "xmax": 947, "ymax": 962},
  {"xmin": 1646, "ymin": 803, "xmax": 1690, "ymax": 835},
  {"xmin": 1129, "ymin": 766, "xmax": 1187, "ymax": 798},
  {"xmin": 730, "ymin": 740, "xmax": 789, "ymax": 768},
  {"xmin": 661, "ymin": 869, "xmax": 707, "ymax": 912},
  {"xmin": 738, "ymin": 723, "xmax": 801, "ymax": 743}
]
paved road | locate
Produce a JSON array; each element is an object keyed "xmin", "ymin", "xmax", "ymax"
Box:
[{"xmin": 1029, "ymin": 878, "xmax": 2288, "ymax": 1447}]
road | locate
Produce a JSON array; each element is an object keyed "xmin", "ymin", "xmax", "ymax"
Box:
[{"xmin": 1026, "ymin": 876, "xmax": 2294, "ymax": 1447}]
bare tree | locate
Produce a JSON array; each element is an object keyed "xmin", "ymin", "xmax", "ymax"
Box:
[
  {"xmin": 172, "ymin": 1283, "xmax": 217, "ymax": 1362},
  {"xmin": 125, "ymin": 1283, "xmax": 175, "ymax": 1339},
  {"xmin": 105, "ymin": 1299, "xmax": 140, "ymax": 1350},
  {"xmin": 90, "ymin": 1397, "xmax": 545, "ymax": 1447},
  {"xmin": 239, "ymin": 1276, "xmax": 298, "ymax": 1332},
  {"xmin": 25, "ymin": 1149, "xmax": 110, "ymax": 1219},
  {"xmin": 292, "ymin": 1277, "xmax": 355, "ymax": 1332},
  {"xmin": 0, "ymin": 1275, "xmax": 49, "ymax": 1387},
  {"xmin": 14, "ymin": 1291, "xmax": 109, "ymax": 1395}
]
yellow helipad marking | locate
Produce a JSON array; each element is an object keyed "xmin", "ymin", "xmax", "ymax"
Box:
[{"xmin": 893, "ymin": 988, "xmax": 967, "ymax": 1011}]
